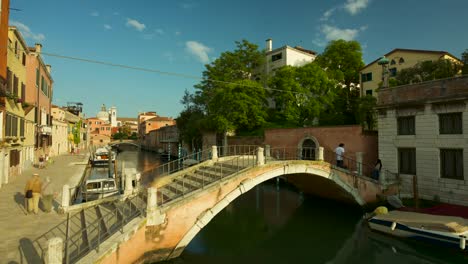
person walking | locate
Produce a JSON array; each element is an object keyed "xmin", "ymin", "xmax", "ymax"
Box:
[
  {"xmin": 41, "ymin": 177, "xmax": 54, "ymax": 213},
  {"xmin": 372, "ymin": 159, "xmax": 382, "ymax": 180},
  {"xmin": 334, "ymin": 143, "xmax": 345, "ymax": 168},
  {"xmin": 24, "ymin": 173, "xmax": 43, "ymax": 214},
  {"xmin": 38, "ymin": 155, "xmax": 45, "ymax": 169}
]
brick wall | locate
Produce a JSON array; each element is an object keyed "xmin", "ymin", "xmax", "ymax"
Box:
[
  {"xmin": 227, "ymin": 136, "xmax": 264, "ymax": 146},
  {"xmin": 263, "ymin": 126, "xmax": 378, "ymax": 167}
]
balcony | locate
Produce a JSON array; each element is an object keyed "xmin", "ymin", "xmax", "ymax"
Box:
[{"xmin": 39, "ymin": 125, "xmax": 52, "ymax": 135}]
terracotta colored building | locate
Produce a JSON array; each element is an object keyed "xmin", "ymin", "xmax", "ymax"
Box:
[
  {"xmin": 0, "ymin": 0, "xmax": 10, "ymax": 88},
  {"xmin": 25, "ymin": 43, "xmax": 53, "ymax": 155}
]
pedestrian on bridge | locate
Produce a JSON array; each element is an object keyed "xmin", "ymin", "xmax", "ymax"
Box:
[
  {"xmin": 41, "ymin": 177, "xmax": 54, "ymax": 213},
  {"xmin": 334, "ymin": 143, "xmax": 345, "ymax": 168}
]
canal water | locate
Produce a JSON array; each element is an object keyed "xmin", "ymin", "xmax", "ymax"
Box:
[{"xmin": 96, "ymin": 149, "xmax": 468, "ymax": 264}]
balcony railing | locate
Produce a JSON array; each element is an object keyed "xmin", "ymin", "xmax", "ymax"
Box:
[{"xmin": 39, "ymin": 125, "xmax": 52, "ymax": 135}]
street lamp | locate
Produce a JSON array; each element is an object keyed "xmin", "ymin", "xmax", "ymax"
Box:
[{"xmin": 378, "ymin": 56, "xmax": 390, "ymax": 88}]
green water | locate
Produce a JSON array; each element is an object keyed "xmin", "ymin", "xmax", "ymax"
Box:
[{"xmin": 165, "ymin": 180, "xmax": 468, "ymax": 264}]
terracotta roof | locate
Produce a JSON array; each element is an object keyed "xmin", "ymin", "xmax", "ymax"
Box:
[
  {"xmin": 362, "ymin": 48, "xmax": 462, "ymax": 70},
  {"xmin": 145, "ymin": 116, "xmax": 173, "ymax": 122},
  {"xmin": 117, "ymin": 117, "xmax": 138, "ymax": 122}
]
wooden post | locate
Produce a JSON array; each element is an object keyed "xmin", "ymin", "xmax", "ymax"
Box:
[{"xmin": 413, "ymin": 175, "xmax": 419, "ymax": 209}]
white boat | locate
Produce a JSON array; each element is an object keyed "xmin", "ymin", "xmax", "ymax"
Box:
[
  {"xmin": 90, "ymin": 146, "xmax": 116, "ymax": 166},
  {"xmin": 368, "ymin": 210, "xmax": 468, "ymax": 251},
  {"xmin": 82, "ymin": 178, "xmax": 119, "ymax": 201}
]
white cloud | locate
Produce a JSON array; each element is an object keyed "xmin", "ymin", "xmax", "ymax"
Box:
[
  {"xmin": 104, "ymin": 24, "xmax": 112, "ymax": 30},
  {"xmin": 344, "ymin": 0, "xmax": 370, "ymax": 15},
  {"xmin": 320, "ymin": 8, "xmax": 336, "ymax": 21},
  {"xmin": 126, "ymin": 18, "xmax": 146, "ymax": 31},
  {"xmin": 180, "ymin": 3, "xmax": 196, "ymax": 9},
  {"xmin": 185, "ymin": 41, "xmax": 212, "ymax": 64},
  {"xmin": 9, "ymin": 20, "xmax": 45, "ymax": 42},
  {"xmin": 322, "ymin": 24, "xmax": 364, "ymax": 41},
  {"xmin": 90, "ymin": 11, "xmax": 99, "ymax": 17}
]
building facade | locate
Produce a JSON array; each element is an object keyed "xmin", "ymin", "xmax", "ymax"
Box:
[
  {"xmin": 262, "ymin": 38, "xmax": 316, "ymax": 77},
  {"xmin": 360, "ymin": 48, "xmax": 462, "ymax": 97},
  {"xmin": 51, "ymin": 106, "xmax": 68, "ymax": 156},
  {"xmin": 26, "ymin": 43, "xmax": 53, "ymax": 159},
  {"xmin": 377, "ymin": 76, "xmax": 468, "ymax": 205}
]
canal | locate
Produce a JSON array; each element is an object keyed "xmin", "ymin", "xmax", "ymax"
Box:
[{"xmin": 96, "ymin": 149, "xmax": 468, "ymax": 264}]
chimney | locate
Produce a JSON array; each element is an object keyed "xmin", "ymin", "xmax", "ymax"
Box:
[
  {"xmin": 46, "ymin": 65, "xmax": 51, "ymax": 74},
  {"xmin": 35, "ymin": 43, "xmax": 42, "ymax": 53},
  {"xmin": 266, "ymin": 38, "xmax": 272, "ymax": 52}
]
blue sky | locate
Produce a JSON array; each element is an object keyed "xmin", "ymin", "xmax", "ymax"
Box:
[{"xmin": 9, "ymin": 0, "xmax": 468, "ymax": 119}]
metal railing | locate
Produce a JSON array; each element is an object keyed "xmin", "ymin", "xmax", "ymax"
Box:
[
  {"xmin": 157, "ymin": 148, "xmax": 258, "ymax": 205},
  {"xmin": 65, "ymin": 192, "xmax": 146, "ymax": 263}
]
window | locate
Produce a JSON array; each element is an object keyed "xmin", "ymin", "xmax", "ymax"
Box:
[
  {"xmin": 35, "ymin": 68, "xmax": 40, "ymax": 87},
  {"xmin": 399, "ymin": 148, "xmax": 416, "ymax": 174},
  {"xmin": 361, "ymin": 72, "xmax": 372, "ymax": 82},
  {"xmin": 398, "ymin": 116, "xmax": 415, "ymax": 135},
  {"xmin": 440, "ymin": 149, "xmax": 463, "ymax": 180},
  {"xmin": 20, "ymin": 119, "xmax": 24, "ymax": 137},
  {"xmin": 5, "ymin": 114, "xmax": 18, "ymax": 137},
  {"xmin": 439, "ymin": 113, "xmax": 462, "ymax": 134},
  {"xmin": 22, "ymin": 53, "xmax": 26, "ymax": 66},
  {"xmin": 365, "ymin": 90, "xmax": 373, "ymax": 96},
  {"xmin": 13, "ymin": 75, "xmax": 18, "ymax": 96},
  {"xmin": 389, "ymin": 67, "xmax": 397, "ymax": 77},
  {"xmin": 14, "ymin": 41, "xmax": 18, "ymax": 57},
  {"xmin": 390, "ymin": 59, "xmax": 396, "ymax": 65},
  {"xmin": 6, "ymin": 68, "xmax": 12, "ymax": 92},
  {"xmin": 21, "ymin": 83, "xmax": 25, "ymax": 102},
  {"xmin": 271, "ymin": 53, "xmax": 282, "ymax": 62},
  {"xmin": 399, "ymin": 58, "xmax": 405, "ymax": 64}
]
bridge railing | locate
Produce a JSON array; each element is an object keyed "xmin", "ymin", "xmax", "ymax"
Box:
[
  {"xmin": 217, "ymin": 145, "xmax": 258, "ymax": 157},
  {"xmin": 157, "ymin": 147, "xmax": 258, "ymax": 205}
]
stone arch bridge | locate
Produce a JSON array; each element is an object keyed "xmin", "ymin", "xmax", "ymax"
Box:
[
  {"xmin": 43, "ymin": 145, "xmax": 399, "ymax": 264},
  {"xmin": 108, "ymin": 139, "xmax": 140, "ymax": 148}
]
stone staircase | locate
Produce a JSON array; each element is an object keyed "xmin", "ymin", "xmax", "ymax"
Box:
[
  {"xmin": 33, "ymin": 193, "xmax": 147, "ymax": 263},
  {"xmin": 156, "ymin": 160, "xmax": 251, "ymax": 205}
]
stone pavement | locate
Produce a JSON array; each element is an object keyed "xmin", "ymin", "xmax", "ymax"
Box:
[{"xmin": 0, "ymin": 153, "xmax": 89, "ymax": 264}]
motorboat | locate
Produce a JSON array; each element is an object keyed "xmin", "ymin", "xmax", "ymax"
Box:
[
  {"xmin": 90, "ymin": 146, "xmax": 116, "ymax": 166},
  {"xmin": 368, "ymin": 209, "xmax": 468, "ymax": 251},
  {"xmin": 82, "ymin": 178, "xmax": 119, "ymax": 202}
]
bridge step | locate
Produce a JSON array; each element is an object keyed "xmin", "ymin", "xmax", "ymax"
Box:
[
  {"xmin": 196, "ymin": 166, "xmax": 235, "ymax": 179},
  {"xmin": 184, "ymin": 173, "xmax": 214, "ymax": 186},
  {"xmin": 213, "ymin": 162, "xmax": 246, "ymax": 171},
  {"xmin": 158, "ymin": 187, "xmax": 181, "ymax": 203},
  {"xmin": 174, "ymin": 178, "xmax": 199, "ymax": 192}
]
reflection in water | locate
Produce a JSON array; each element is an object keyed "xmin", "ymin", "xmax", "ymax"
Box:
[{"xmin": 165, "ymin": 180, "xmax": 468, "ymax": 264}]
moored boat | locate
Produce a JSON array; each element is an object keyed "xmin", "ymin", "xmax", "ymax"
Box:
[
  {"xmin": 90, "ymin": 146, "xmax": 116, "ymax": 166},
  {"xmin": 82, "ymin": 178, "xmax": 119, "ymax": 201},
  {"xmin": 368, "ymin": 209, "xmax": 468, "ymax": 251}
]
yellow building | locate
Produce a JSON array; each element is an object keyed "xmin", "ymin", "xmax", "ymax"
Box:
[
  {"xmin": 3, "ymin": 27, "xmax": 29, "ymax": 180},
  {"xmin": 360, "ymin": 48, "xmax": 462, "ymax": 97}
]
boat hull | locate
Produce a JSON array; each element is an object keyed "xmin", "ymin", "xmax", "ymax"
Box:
[{"xmin": 368, "ymin": 218, "xmax": 468, "ymax": 251}]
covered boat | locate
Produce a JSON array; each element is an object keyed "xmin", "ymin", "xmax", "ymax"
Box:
[
  {"xmin": 90, "ymin": 146, "xmax": 116, "ymax": 166},
  {"xmin": 368, "ymin": 210, "xmax": 468, "ymax": 251},
  {"xmin": 82, "ymin": 178, "xmax": 119, "ymax": 201}
]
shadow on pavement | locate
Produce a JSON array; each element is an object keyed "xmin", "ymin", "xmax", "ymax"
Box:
[
  {"xmin": 19, "ymin": 238, "xmax": 42, "ymax": 264},
  {"xmin": 14, "ymin": 192, "xmax": 28, "ymax": 215}
]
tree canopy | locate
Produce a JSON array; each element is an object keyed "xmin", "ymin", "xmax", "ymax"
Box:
[
  {"xmin": 394, "ymin": 59, "xmax": 461, "ymax": 85},
  {"xmin": 315, "ymin": 39, "xmax": 365, "ymax": 86},
  {"xmin": 268, "ymin": 63, "xmax": 337, "ymax": 127},
  {"xmin": 462, "ymin": 49, "xmax": 468, "ymax": 75},
  {"xmin": 192, "ymin": 40, "xmax": 267, "ymax": 132}
]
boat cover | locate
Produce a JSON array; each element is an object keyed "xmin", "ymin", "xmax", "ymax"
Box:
[{"xmin": 374, "ymin": 210, "xmax": 468, "ymax": 233}]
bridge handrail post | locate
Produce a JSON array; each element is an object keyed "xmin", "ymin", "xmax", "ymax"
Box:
[
  {"xmin": 212, "ymin": 146, "xmax": 218, "ymax": 161},
  {"xmin": 356, "ymin": 152, "xmax": 363, "ymax": 176},
  {"xmin": 257, "ymin": 147, "xmax": 265, "ymax": 165},
  {"xmin": 62, "ymin": 185, "xmax": 70, "ymax": 208},
  {"xmin": 45, "ymin": 237, "xmax": 63, "ymax": 264},
  {"xmin": 317, "ymin": 147, "xmax": 324, "ymax": 161}
]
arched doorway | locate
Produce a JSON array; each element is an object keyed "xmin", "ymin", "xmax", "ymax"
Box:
[{"xmin": 301, "ymin": 139, "xmax": 316, "ymax": 160}]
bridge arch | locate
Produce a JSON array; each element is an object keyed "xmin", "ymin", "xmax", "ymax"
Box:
[
  {"xmin": 169, "ymin": 163, "xmax": 363, "ymax": 259},
  {"xmin": 108, "ymin": 140, "xmax": 140, "ymax": 148},
  {"xmin": 297, "ymin": 136, "xmax": 319, "ymax": 160}
]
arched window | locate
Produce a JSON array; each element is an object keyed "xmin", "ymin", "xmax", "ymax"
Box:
[
  {"xmin": 399, "ymin": 57, "xmax": 405, "ymax": 64},
  {"xmin": 390, "ymin": 59, "xmax": 396, "ymax": 65},
  {"xmin": 302, "ymin": 139, "xmax": 316, "ymax": 160}
]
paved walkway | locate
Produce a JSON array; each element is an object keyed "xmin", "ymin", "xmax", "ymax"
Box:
[{"xmin": 0, "ymin": 153, "xmax": 89, "ymax": 264}]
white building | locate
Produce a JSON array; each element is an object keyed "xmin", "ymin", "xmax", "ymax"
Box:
[
  {"xmin": 377, "ymin": 76, "xmax": 468, "ymax": 205},
  {"xmin": 262, "ymin": 38, "xmax": 317, "ymax": 77},
  {"xmin": 110, "ymin": 106, "xmax": 117, "ymax": 127}
]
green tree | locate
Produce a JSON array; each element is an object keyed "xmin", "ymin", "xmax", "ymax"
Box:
[
  {"xmin": 356, "ymin": 95, "xmax": 377, "ymax": 131},
  {"xmin": 315, "ymin": 39, "xmax": 365, "ymax": 86},
  {"xmin": 268, "ymin": 63, "xmax": 337, "ymax": 126},
  {"xmin": 395, "ymin": 59, "xmax": 461, "ymax": 85},
  {"xmin": 193, "ymin": 40, "xmax": 267, "ymax": 133},
  {"xmin": 177, "ymin": 90, "xmax": 206, "ymax": 152},
  {"xmin": 314, "ymin": 40, "xmax": 365, "ymax": 125},
  {"xmin": 73, "ymin": 120, "xmax": 82, "ymax": 145},
  {"xmin": 461, "ymin": 49, "xmax": 468, "ymax": 75}
]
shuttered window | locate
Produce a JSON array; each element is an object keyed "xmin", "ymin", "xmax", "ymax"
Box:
[
  {"xmin": 399, "ymin": 148, "xmax": 416, "ymax": 175},
  {"xmin": 440, "ymin": 149, "xmax": 463, "ymax": 180},
  {"xmin": 398, "ymin": 116, "xmax": 415, "ymax": 135},
  {"xmin": 36, "ymin": 68, "xmax": 40, "ymax": 87},
  {"xmin": 13, "ymin": 75, "xmax": 18, "ymax": 96},
  {"xmin": 439, "ymin": 113, "xmax": 462, "ymax": 134}
]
